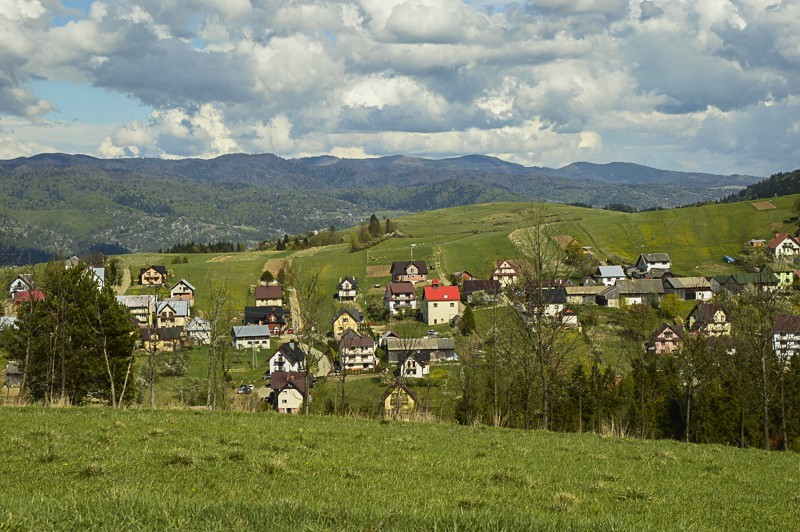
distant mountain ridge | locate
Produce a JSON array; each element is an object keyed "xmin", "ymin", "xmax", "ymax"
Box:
[{"xmin": 0, "ymin": 152, "xmax": 763, "ymax": 259}]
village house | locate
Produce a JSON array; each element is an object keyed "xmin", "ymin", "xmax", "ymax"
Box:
[
  {"xmin": 13, "ymin": 290, "xmax": 44, "ymax": 305},
  {"xmin": 763, "ymin": 263, "xmax": 795, "ymax": 290},
  {"xmin": 525, "ymin": 286, "xmax": 568, "ymax": 318},
  {"xmin": 491, "ymin": 260, "xmax": 520, "ymax": 288},
  {"xmin": 647, "ymin": 323, "xmax": 684, "ymax": 354},
  {"xmin": 772, "ymin": 316, "xmax": 800, "ymax": 361},
  {"xmin": 452, "ymin": 271, "xmax": 474, "ymax": 285},
  {"xmin": 156, "ymin": 300, "xmax": 190, "ymax": 329},
  {"xmin": 399, "ymin": 352, "xmax": 430, "ymax": 378},
  {"xmin": 390, "ymin": 260, "xmax": 429, "ymax": 283},
  {"xmin": 139, "ymin": 266, "xmax": 167, "ymax": 286},
  {"xmin": 421, "ymin": 280, "xmax": 461, "ymax": 326},
  {"xmin": 378, "ymin": 330, "xmax": 400, "ymax": 350},
  {"xmin": 384, "ymin": 282, "xmax": 417, "ymax": 315},
  {"xmin": 254, "ymin": 285, "xmax": 283, "ymax": 307},
  {"xmin": 748, "ymin": 239, "xmax": 766, "ymax": 247},
  {"xmin": 385, "ymin": 336, "xmax": 457, "ymax": 364},
  {"xmin": 768, "ymin": 233, "xmax": 800, "ymax": 258},
  {"xmin": 338, "ymin": 331, "xmax": 378, "ymax": 371},
  {"xmin": 141, "ymin": 326, "xmax": 184, "ymax": 351},
  {"xmin": 0, "ymin": 317, "xmax": 17, "ymax": 330},
  {"xmin": 169, "ymin": 279, "xmax": 195, "ymax": 301},
  {"xmin": 65, "ymin": 257, "xmax": 105, "ymax": 290},
  {"xmin": 663, "ymin": 277, "xmax": 713, "ymax": 301},
  {"xmin": 722, "ymin": 271, "xmax": 778, "ymax": 294},
  {"xmin": 267, "ymin": 342, "xmax": 306, "ymax": 374},
  {"xmin": 593, "ymin": 265, "xmax": 626, "ymax": 286},
  {"xmin": 382, "ymin": 380, "xmax": 417, "ymax": 420},
  {"xmin": 636, "ymin": 253, "xmax": 672, "ymax": 273},
  {"xmin": 461, "ymin": 279, "xmax": 501, "ymax": 304},
  {"xmin": 4, "ymin": 360, "xmax": 22, "ymax": 388},
  {"xmin": 268, "ymin": 371, "xmax": 306, "ymax": 414},
  {"xmin": 331, "ymin": 308, "xmax": 363, "ymax": 339},
  {"xmin": 243, "ymin": 306, "xmax": 286, "ymax": 336},
  {"xmin": 116, "ymin": 295, "xmax": 157, "ymax": 325},
  {"xmin": 231, "ymin": 324, "xmax": 271, "ymax": 350},
  {"xmin": 687, "ymin": 303, "xmax": 731, "ymax": 336},
  {"xmin": 8, "ymin": 274, "xmax": 33, "ymax": 298},
  {"xmin": 617, "ymin": 279, "xmax": 665, "ymax": 306},
  {"xmin": 186, "ymin": 317, "xmax": 211, "ymax": 345},
  {"xmin": 337, "ymin": 276, "xmax": 358, "ymax": 302},
  {"xmin": 565, "ymin": 285, "xmax": 606, "ymax": 306}
]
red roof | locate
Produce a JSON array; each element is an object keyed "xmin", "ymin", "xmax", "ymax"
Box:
[
  {"xmin": 14, "ymin": 290, "xmax": 44, "ymax": 303},
  {"xmin": 423, "ymin": 284, "xmax": 460, "ymax": 302},
  {"xmin": 768, "ymin": 233, "xmax": 799, "ymax": 250}
]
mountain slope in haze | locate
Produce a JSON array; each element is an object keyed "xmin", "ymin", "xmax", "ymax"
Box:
[{"xmin": 0, "ymin": 152, "xmax": 764, "ymax": 260}]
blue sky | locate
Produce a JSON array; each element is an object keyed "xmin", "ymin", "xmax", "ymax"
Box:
[{"xmin": 1, "ymin": 0, "xmax": 799, "ymax": 176}]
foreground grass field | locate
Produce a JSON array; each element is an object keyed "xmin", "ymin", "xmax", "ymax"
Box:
[{"xmin": 0, "ymin": 408, "xmax": 798, "ymax": 530}]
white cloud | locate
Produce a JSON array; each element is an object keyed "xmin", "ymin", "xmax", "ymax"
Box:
[{"xmin": 0, "ymin": 0, "xmax": 794, "ymax": 175}]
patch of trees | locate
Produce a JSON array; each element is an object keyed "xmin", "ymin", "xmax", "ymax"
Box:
[
  {"xmin": 274, "ymin": 226, "xmax": 343, "ymax": 251},
  {"xmin": 163, "ymin": 241, "xmax": 244, "ymax": 253},
  {"xmin": 349, "ymin": 215, "xmax": 397, "ymax": 252},
  {"xmin": 603, "ymin": 203, "xmax": 638, "ymax": 213},
  {"xmin": 723, "ymin": 168, "xmax": 800, "ymax": 202},
  {"xmin": 8, "ymin": 262, "xmax": 137, "ymax": 406}
]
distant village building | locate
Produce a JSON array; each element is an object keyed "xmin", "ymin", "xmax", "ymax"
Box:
[
  {"xmin": 390, "ymin": 261, "xmax": 428, "ymax": 284},
  {"xmin": 139, "ymin": 266, "xmax": 168, "ymax": 286},
  {"xmin": 384, "ymin": 282, "xmax": 417, "ymax": 315},
  {"xmin": 491, "ymin": 260, "xmax": 520, "ymax": 288},
  {"xmin": 421, "ymin": 280, "xmax": 461, "ymax": 325},
  {"xmin": 382, "ymin": 381, "xmax": 418, "ymax": 420},
  {"xmin": 254, "ymin": 285, "xmax": 283, "ymax": 307},
  {"xmin": 231, "ymin": 325, "xmax": 271, "ymax": 350},
  {"xmin": 337, "ymin": 277, "xmax": 358, "ymax": 302},
  {"xmin": 268, "ymin": 371, "xmax": 307, "ymax": 414}
]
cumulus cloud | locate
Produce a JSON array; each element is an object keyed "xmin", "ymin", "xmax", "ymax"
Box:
[{"xmin": 0, "ymin": 0, "xmax": 795, "ymax": 175}]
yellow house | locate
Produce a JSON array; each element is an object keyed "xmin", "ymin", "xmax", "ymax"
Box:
[
  {"xmin": 331, "ymin": 308, "xmax": 363, "ymax": 339},
  {"xmin": 382, "ymin": 381, "xmax": 417, "ymax": 420}
]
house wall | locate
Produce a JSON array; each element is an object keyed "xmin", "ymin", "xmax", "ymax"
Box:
[
  {"xmin": 422, "ymin": 299, "xmax": 460, "ymax": 325},
  {"xmin": 234, "ymin": 337, "xmax": 271, "ymax": 350},
  {"xmin": 276, "ymin": 388, "xmax": 304, "ymax": 413},
  {"xmin": 383, "ymin": 390, "xmax": 416, "ymax": 420},
  {"xmin": 332, "ymin": 314, "xmax": 359, "ymax": 338},
  {"xmin": 386, "ymin": 295, "xmax": 417, "ymax": 315},
  {"xmin": 268, "ymin": 354, "xmax": 301, "ymax": 374}
]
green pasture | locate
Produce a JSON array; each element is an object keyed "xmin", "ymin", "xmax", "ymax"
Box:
[{"xmin": 0, "ymin": 407, "xmax": 797, "ymax": 530}]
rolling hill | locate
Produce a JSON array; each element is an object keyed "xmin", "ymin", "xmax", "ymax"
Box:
[{"xmin": 0, "ymin": 153, "xmax": 762, "ymax": 260}]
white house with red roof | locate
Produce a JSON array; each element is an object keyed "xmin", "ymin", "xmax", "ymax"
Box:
[
  {"xmin": 421, "ymin": 280, "xmax": 461, "ymax": 325},
  {"xmin": 768, "ymin": 233, "xmax": 800, "ymax": 258}
]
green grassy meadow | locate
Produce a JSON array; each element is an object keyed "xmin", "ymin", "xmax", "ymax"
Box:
[{"xmin": 0, "ymin": 407, "xmax": 798, "ymax": 530}]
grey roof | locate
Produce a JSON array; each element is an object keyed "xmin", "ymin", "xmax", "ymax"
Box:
[
  {"xmin": 565, "ymin": 286, "xmax": 608, "ymax": 296},
  {"xmin": 385, "ymin": 337, "xmax": 456, "ymax": 352},
  {"xmin": 157, "ymin": 300, "xmax": 190, "ymax": 317},
  {"xmin": 116, "ymin": 295, "xmax": 156, "ymax": 308},
  {"xmin": 639, "ymin": 253, "xmax": 671, "ymax": 263},
  {"xmin": 0, "ymin": 316, "xmax": 18, "ymax": 330},
  {"xmin": 187, "ymin": 317, "xmax": 210, "ymax": 332},
  {"xmin": 232, "ymin": 325, "xmax": 271, "ymax": 338},
  {"xmin": 664, "ymin": 277, "xmax": 711, "ymax": 290},
  {"xmin": 618, "ymin": 279, "xmax": 665, "ymax": 295},
  {"xmin": 596, "ymin": 265, "xmax": 626, "ymax": 278},
  {"xmin": 171, "ymin": 278, "xmax": 196, "ymax": 291}
]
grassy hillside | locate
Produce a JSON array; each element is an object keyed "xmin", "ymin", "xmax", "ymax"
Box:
[{"xmin": 0, "ymin": 408, "xmax": 796, "ymax": 529}]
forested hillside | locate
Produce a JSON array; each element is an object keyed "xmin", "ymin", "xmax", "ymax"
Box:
[{"xmin": 723, "ymin": 168, "xmax": 800, "ymax": 202}]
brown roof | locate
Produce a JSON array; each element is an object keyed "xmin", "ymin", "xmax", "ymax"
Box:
[
  {"xmin": 270, "ymin": 371, "xmax": 307, "ymax": 395},
  {"xmin": 768, "ymin": 233, "xmax": 799, "ymax": 250},
  {"xmin": 650, "ymin": 322, "xmax": 684, "ymax": 343},
  {"xmin": 381, "ymin": 380, "xmax": 417, "ymax": 401},
  {"xmin": 689, "ymin": 302, "xmax": 729, "ymax": 324},
  {"xmin": 390, "ymin": 261, "xmax": 428, "ymax": 275},
  {"xmin": 255, "ymin": 285, "xmax": 283, "ymax": 301},
  {"xmin": 386, "ymin": 282, "xmax": 415, "ymax": 296},
  {"xmin": 339, "ymin": 331, "xmax": 375, "ymax": 349},
  {"xmin": 773, "ymin": 316, "xmax": 800, "ymax": 333},
  {"xmin": 462, "ymin": 279, "xmax": 501, "ymax": 296}
]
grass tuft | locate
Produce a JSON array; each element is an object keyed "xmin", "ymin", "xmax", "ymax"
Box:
[
  {"xmin": 552, "ymin": 492, "xmax": 579, "ymax": 512},
  {"xmin": 165, "ymin": 451, "xmax": 195, "ymax": 467},
  {"xmin": 79, "ymin": 463, "xmax": 108, "ymax": 478}
]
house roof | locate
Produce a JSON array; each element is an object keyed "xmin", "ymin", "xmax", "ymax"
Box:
[
  {"xmin": 767, "ymin": 262, "xmax": 795, "ymax": 273},
  {"xmin": 232, "ymin": 325, "xmax": 271, "ymax": 338},
  {"xmin": 337, "ymin": 276, "xmax": 358, "ymax": 289},
  {"xmin": 768, "ymin": 233, "xmax": 799, "ymax": 250},
  {"xmin": 270, "ymin": 371, "xmax": 307, "ymax": 395},
  {"xmin": 116, "ymin": 295, "xmax": 156, "ymax": 308},
  {"xmin": 461, "ymin": 279, "xmax": 501, "ymax": 296},
  {"xmin": 386, "ymin": 282, "xmax": 415, "ymax": 296},
  {"xmin": 0, "ymin": 316, "xmax": 18, "ymax": 330},
  {"xmin": 140, "ymin": 265, "xmax": 167, "ymax": 276},
  {"xmin": 142, "ymin": 326, "xmax": 183, "ymax": 341},
  {"xmin": 638, "ymin": 253, "xmax": 671, "ymax": 263},
  {"xmin": 254, "ymin": 285, "xmax": 283, "ymax": 300},
  {"xmin": 527, "ymin": 287, "xmax": 567, "ymax": 305},
  {"xmin": 565, "ymin": 285, "xmax": 607, "ymax": 296},
  {"xmin": 157, "ymin": 300, "xmax": 190, "ymax": 317},
  {"xmin": 381, "ymin": 381, "xmax": 417, "ymax": 401},
  {"xmin": 390, "ymin": 260, "xmax": 428, "ymax": 275},
  {"xmin": 271, "ymin": 342, "xmax": 305, "ymax": 365},
  {"xmin": 773, "ymin": 316, "xmax": 800, "ymax": 333},
  {"xmin": 596, "ymin": 265, "xmax": 626, "ymax": 278},
  {"xmin": 187, "ymin": 317, "xmax": 210, "ymax": 332},
  {"xmin": 423, "ymin": 284, "xmax": 460, "ymax": 302},
  {"xmin": 650, "ymin": 323, "xmax": 684, "ymax": 343},
  {"xmin": 244, "ymin": 306, "xmax": 285, "ymax": 324},
  {"xmin": 333, "ymin": 308, "xmax": 363, "ymax": 323},
  {"xmin": 664, "ymin": 277, "xmax": 711, "ymax": 290},
  {"xmin": 13, "ymin": 290, "xmax": 44, "ymax": 303},
  {"xmin": 728, "ymin": 271, "xmax": 777, "ymax": 285},
  {"xmin": 339, "ymin": 330, "xmax": 375, "ymax": 349},
  {"xmin": 385, "ymin": 337, "xmax": 456, "ymax": 352},
  {"xmin": 171, "ymin": 278, "xmax": 196, "ymax": 291},
  {"xmin": 688, "ymin": 302, "xmax": 729, "ymax": 324},
  {"xmin": 618, "ymin": 279, "xmax": 665, "ymax": 295}
]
